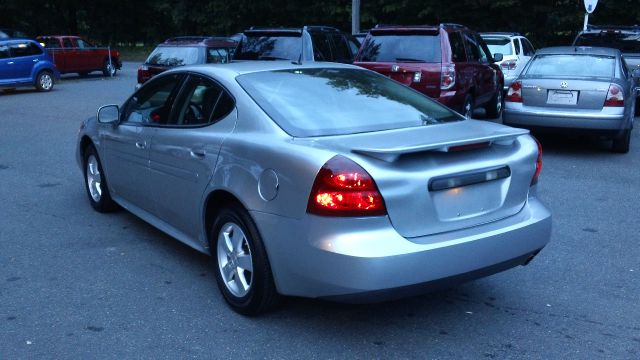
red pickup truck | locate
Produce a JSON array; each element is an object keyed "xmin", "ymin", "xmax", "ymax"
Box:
[{"xmin": 36, "ymin": 35, "xmax": 121, "ymax": 76}]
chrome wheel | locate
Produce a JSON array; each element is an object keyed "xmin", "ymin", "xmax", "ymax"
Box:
[
  {"xmin": 464, "ymin": 99, "xmax": 473, "ymax": 119},
  {"xmin": 495, "ymin": 91, "xmax": 503, "ymax": 114},
  {"xmin": 217, "ymin": 222, "xmax": 253, "ymax": 297},
  {"xmin": 39, "ymin": 73, "xmax": 53, "ymax": 90},
  {"xmin": 104, "ymin": 61, "xmax": 116, "ymax": 77},
  {"xmin": 86, "ymin": 155, "xmax": 102, "ymax": 202}
]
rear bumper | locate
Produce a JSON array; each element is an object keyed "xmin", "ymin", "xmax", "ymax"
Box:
[
  {"xmin": 252, "ymin": 197, "xmax": 551, "ymax": 301},
  {"xmin": 503, "ymin": 103, "xmax": 630, "ymax": 133}
]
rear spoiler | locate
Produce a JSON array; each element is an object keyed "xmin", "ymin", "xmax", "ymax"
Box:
[{"xmin": 352, "ymin": 129, "xmax": 530, "ymax": 162}]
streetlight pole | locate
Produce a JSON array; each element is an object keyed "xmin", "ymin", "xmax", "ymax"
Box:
[{"xmin": 352, "ymin": 0, "xmax": 360, "ymax": 35}]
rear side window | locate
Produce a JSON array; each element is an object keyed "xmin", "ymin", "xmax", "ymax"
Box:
[
  {"xmin": 206, "ymin": 47, "xmax": 230, "ymax": 63},
  {"xmin": 146, "ymin": 46, "xmax": 201, "ymax": 66},
  {"xmin": 8, "ymin": 42, "xmax": 42, "ymax": 57},
  {"xmin": 172, "ymin": 75, "xmax": 234, "ymax": 126},
  {"xmin": 358, "ymin": 33, "xmax": 441, "ymax": 62},
  {"xmin": 574, "ymin": 32, "xmax": 640, "ymax": 53},
  {"xmin": 463, "ymin": 33, "xmax": 481, "ymax": 61},
  {"xmin": 449, "ymin": 32, "xmax": 467, "ymax": 62},
  {"xmin": 41, "ymin": 38, "xmax": 61, "ymax": 48},
  {"xmin": 526, "ymin": 54, "xmax": 615, "ymax": 78},
  {"xmin": 234, "ymin": 34, "xmax": 302, "ymax": 60},
  {"xmin": 483, "ymin": 37, "xmax": 513, "ymax": 56},
  {"xmin": 514, "ymin": 39, "xmax": 521, "ymax": 55},
  {"xmin": 62, "ymin": 38, "xmax": 73, "ymax": 48},
  {"xmin": 0, "ymin": 44, "xmax": 9, "ymax": 59}
]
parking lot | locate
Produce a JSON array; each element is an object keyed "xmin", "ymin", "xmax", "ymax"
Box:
[{"xmin": 1, "ymin": 63, "xmax": 639, "ymax": 358}]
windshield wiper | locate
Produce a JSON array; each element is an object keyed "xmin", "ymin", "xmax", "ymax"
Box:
[{"xmin": 395, "ymin": 57, "xmax": 426, "ymax": 62}]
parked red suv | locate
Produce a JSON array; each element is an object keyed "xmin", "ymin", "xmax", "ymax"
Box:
[{"xmin": 354, "ymin": 24, "xmax": 504, "ymax": 118}]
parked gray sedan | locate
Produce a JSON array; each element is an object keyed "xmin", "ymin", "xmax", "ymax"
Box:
[
  {"xmin": 503, "ymin": 46, "xmax": 639, "ymax": 153},
  {"xmin": 76, "ymin": 61, "xmax": 551, "ymax": 315}
]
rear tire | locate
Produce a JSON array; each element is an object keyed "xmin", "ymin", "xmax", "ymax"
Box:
[
  {"xmin": 210, "ymin": 203, "xmax": 280, "ymax": 316},
  {"xmin": 83, "ymin": 145, "xmax": 117, "ymax": 212},
  {"xmin": 35, "ymin": 71, "xmax": 54, "ymax": 92},
  {"xmin": 485, "ymin": 86, "xmax": 503, "ymax": 119},
  {"xmin": 102, "ymin": 60, "xmax": 117, "ymax": 77},
  {"xmin": 611, "ymin": 129, "xmax": 631, "ymax": 153}
]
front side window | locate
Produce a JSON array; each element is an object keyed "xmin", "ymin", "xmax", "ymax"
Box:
[
  {"xmin": 0, "ymin": 44, "xmax": 9, "ymax": 59},
  {"xmin": 206, "ymin": 47, "xmax": 230, "ymax": 63},
  {"xmin": 311, "ymin": 32, "xmax": 332, "ymax": 61},
  {"xmin": 122, "ymin": 74, "xmax": 183, "ymax": 124},
  {"xmin": 76, "ymin": 39, "xmax": 94, "ymax": 49},
  {"xmin": 525, "ymin": 54, "xmax": 615, "ymax": 78},
  {"xmin": 62, "ymin": 38, "xmax": 73, "ymax": 48},
  {"xmin": 329, "ymin": 33, "xmax": 353, "ymax": 63},
  {"xmin": 145, "ymin": 46, "xmax": 201, "ymax": 66},
  {"xmin": 237, "ymin": 68, "xmax": 462, "ymax": 137},
  {"xmin": 171, "ymin": 75, "xmax": 234, "ymax": 126},
  {"xmin": 358, "ymin": 33, "xmax": 441, "ymax": 62},
  {"xmin": 522, "ymin": 39, "xmax": 535, "ymax": 56},
  {"xmin": 463, "ymin": 33, "xmax": 481, "ymax": 61},
  {"xmin": 449, "ymin": 32, "xmax": 467, "ymax": 62}
]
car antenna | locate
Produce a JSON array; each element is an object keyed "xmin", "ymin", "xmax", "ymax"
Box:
[{"xmin": 292, "ymin": 52, "xmax": 303, "ymax": 65}]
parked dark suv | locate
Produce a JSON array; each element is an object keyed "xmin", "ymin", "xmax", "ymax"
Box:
[
  {"xmin": 354, "ymin": 24, "xmax": 504, "ymax": 118},
  {"xmin": 574, "ymin": 25, "xmax": 640, "ymax": 72},
  {"xmin": 233, "ymin": 26, "xmax": 360, "ymax": 63},
  {"xmin": 137, "ymin": 36, "xmax": 237, "ymax": 87}
]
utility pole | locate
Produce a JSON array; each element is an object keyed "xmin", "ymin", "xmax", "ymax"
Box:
[{"xmin": 352, "ymin": 0, "xmax": 360, "ymax": 35}]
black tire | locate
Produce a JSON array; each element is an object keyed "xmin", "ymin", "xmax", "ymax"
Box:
[
  {"xmin": 102, "ymin": 59, "xmax": 117, "ymax": 77},
  {"xmin": 35, "ymin": 71, "xmax": 54, "ymax": 92},
  {"xmin": 210, "ymin": 203, "xmax": 280, "ymax": 316},
  {"xmin": 611, "ymin": 129, "xmax": 631, "ymax": 153},
  {"xmin": 78, "ymin": 72, "xmax": 89, "ymax": 77},
  {"xmin": 83, "ymin": 145, "xmax": 117, "ymax": 212},
  {"xmin": 462, "ymin": 95, "xmax": 474, "ymax": 119},
  {"xmin": 485, "ymin": 86, "xmax": 503, "ymax": 119}
]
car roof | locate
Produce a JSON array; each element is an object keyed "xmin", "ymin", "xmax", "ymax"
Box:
[
  {"xmin": 536, "ymin": 46, "xmax": 620, "ymax": 56},
  {"xmin": 480, "ymin": 32, "xmax": 522, "ymax": 38},
  {"xmin": 580, "ymin": 25, "xmax": 640, "ymax": 34},
  {"xmin": 244, "ymin": 26, "xmax": 342, "ymax": 34},
  {"xmin": 170, "ymin": 60, "xmax": 360, "ymax": 78}
]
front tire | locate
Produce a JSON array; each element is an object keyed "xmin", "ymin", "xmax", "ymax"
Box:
[
  {"xmin": 35, "ymin": 71, "xmax": 54, "ymax": 92},
  {"xmin": 210, "ymin": 204, "xmax": 280, "ymax": 315},
  {"xmin": 102, "ymin": 60, "xmax": 117, "ymax": 77},
  {"xmin": 83, "ymin": 145, "xmax": 117, "ymax": 212},
  {"xmin": 485, "ymin": 85, "xmax": 503, "ymax": 119}
]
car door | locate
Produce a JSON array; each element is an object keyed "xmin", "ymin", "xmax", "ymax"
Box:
[
  {"xmin": 520, "ymin": 38, "xmax": 536, "ymax": 68},
  {"xmin": 463, "ymin": 32, "xmax": 493, "ymax": 104},
  {"xmin": 148, "ymin": 74, "xmax": 236, "ymax": 239},
  {"xmin": 75, "ymin": 38, "xmax": 95, "ymax": 71},
  {"xmin": 6, "ymin": 41, "xmax": 41, "ymax": 81},
  {"xmin": 61, "ymin": 37, "xmax": 80, "ymax": 71},
  {"xmin": 0, "ymin": 43, "xmax": 12, "ymax": 83},
  {"xmin": 100, "ymin": 73, "xmax": 184, "ymax": 210}
]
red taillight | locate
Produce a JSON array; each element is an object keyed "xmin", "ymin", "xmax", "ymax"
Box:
[
  {"xmin": 603, "ymin": 84, "xmax": 624, "ymax": 107},
  {"xmin": 307, "ymin": 156, "xmax": 386, "ymax": 217},
  {"xmin": 440, "ymin": 63, "xmax": 456, "ymax": 90},
  {"xmin": 137, "ymin": 65, "xmax": 150, "ymax": 84},
  {"xmin": 500, "ymin": 60, "xmax": 517, "ymax": 70},
  {"xmin": 531, "ymin": 138, "xmax": 543, "ymax": 185},
  {"xmin": 505, "ymin": 81, "xmax": 522, "ymax": 103}
]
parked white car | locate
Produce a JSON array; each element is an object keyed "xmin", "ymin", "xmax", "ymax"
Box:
[{"xmin": 481, "ymin": 32, "xmax": 536, "ymax": 90}]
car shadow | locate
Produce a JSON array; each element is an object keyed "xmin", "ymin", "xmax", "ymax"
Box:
[
  {"xmin": 531, "ymin": 132, "xmax": 616, "ymax": 155},
  {"xmin": 1, "ymin": 88, "xmax": 41, "ymax": 96},
  {"xmin": 60, "ymin": 72, "xmax": 112, "ymax": 81}
]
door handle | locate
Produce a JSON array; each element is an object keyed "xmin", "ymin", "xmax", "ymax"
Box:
[
  {"xmin": 190, "ymin": 149, "xmax": 206, "ymax": 158},
  {"xmin": 33, "ymin": 59, "xmax": 39, "ymax": 63},
  {"xmin": 135, "ymin": 141, "xmax": 146, "ymax": 149},
  {"xmin": 7, "ymin": 61, "xmax": 14, "ymax": 65}
]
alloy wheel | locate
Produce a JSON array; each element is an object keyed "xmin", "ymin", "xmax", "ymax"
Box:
[
  {"xmin": 217, "ymin": 222, "xmax": 254, "ymax": 297},
  {"xmin": 86, "ymin": 155, "xmax": 102, "ymax": 202}
]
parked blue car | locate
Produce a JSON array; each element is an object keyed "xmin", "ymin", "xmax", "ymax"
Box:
[{"xmin": 0, "ymin": 38, "xmax": 60, "ymax": 92}]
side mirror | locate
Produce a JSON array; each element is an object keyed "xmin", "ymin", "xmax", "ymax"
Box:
[
  {"xmin": 493, "ymin": 53, "xmax": 503, "ymax": 62},
  {"xmin": 97, "ymin": 104, "xmax": 119, "ymax": 125},
  {"xmin": 632, "ymin": 68, "xmax": 640, "ymax": 79}
]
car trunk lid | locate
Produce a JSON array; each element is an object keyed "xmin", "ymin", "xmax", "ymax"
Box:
[
  {"xmin": 521, "ymin": 78, "xmax": 612, "ymax": 110},
  {"xmin": 296, "ymin": 121, "xmax": 536, "ymax": 237}
]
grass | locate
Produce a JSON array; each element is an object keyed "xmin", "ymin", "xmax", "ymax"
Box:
[{"xmin": 117, "ymin": 46, "xmax": 155, "ymax": 62}]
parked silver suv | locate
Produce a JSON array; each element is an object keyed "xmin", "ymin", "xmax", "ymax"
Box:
[{"xmin": 481, "ymin": 32, "xmax": 535, "ymax": 91}]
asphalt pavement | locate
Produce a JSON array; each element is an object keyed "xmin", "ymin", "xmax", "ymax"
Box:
[{"xmin": 1, "ymin": 63, "xmax": 639, "ymax": 359}]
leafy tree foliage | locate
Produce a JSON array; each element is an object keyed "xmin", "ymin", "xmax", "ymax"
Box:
[{"xmin": 0, "ymin": 0, "xmax": 638, "ymax": 46}]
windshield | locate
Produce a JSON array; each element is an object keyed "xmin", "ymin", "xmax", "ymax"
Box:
[
  {"xmin": 483, "ymin": 37, "xmax": 513, "ymax": 56},
  {"xmin": 145, "ymin": 46, "xmax": 201, "ymax": 66},
  {"xmin": 234, "ymin": 35, "xmax": 302, "ymax": 60},
  {"xmin": 358, "ymin": 34, "xmax": 441, "ymax": 62},
  {"xmin": 526, "ymin": 54, "xmax": 615, "ymax": 78},
  {"xmin": 237, "ymin": 68, "xmax": 462, "ymax": 137},
  {"xmin": 575, "ymin": 32, "xmax": 640, "ymax": 53}
]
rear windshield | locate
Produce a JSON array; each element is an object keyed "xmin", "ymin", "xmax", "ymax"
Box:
[
  {"xmin": 575, "ymin": 32, "xmax": 640, "ymax": 53},
  {"xmin": 237, "ymin": 68, "xmax": 461, "ymax": 137},
  {"xmin": 358, "ymin": 34, "xmax": 441, "ymax": 63},
  {"xmin": 145, "ymin": 46, "xmax": 201, "ymax": 66},
  {"xmin": 525, "ymin": 54, "xmax": 615, "ymax": 78},
  {"xmin": 233, "ymin": 34, "xmax": 302, "ymax": 60},
  {"xmin": 483, "ymin": 37, "xmax": 513, "ymax": 56}
]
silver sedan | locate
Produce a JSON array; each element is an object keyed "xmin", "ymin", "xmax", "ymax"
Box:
[
  {"xmin": 503, "ymin": 46, "xmax": 639, "ymax": 153},
  {"xmin": 76, "ymin": 62, "xmax": 551, "ymax": 315}
]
